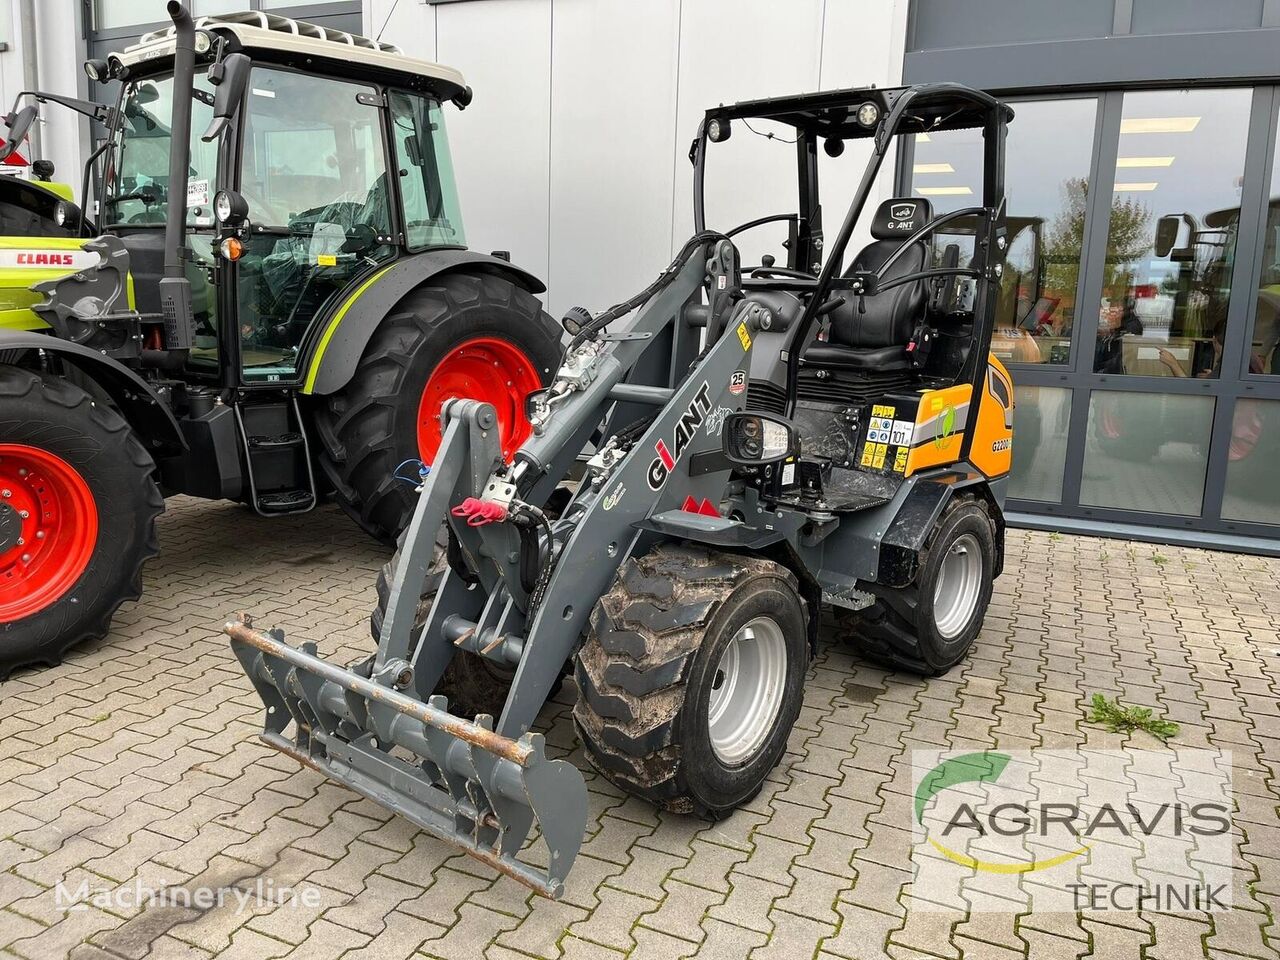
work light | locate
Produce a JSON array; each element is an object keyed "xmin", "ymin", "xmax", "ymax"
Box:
[
  {"xmin": 707, "ymin": 117, "xmax": 731, "ymax": 143},
  {"xmin": 213, "ymin": 189, "xmax": 248, "ymax": 226},
  {"xmin": 857, "ymin": 101, "xmax": 880, "ymax": 126}
]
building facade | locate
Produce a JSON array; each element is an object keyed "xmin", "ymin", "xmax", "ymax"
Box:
[{"xmin": 4, "ymin": 0, "xmax": 1277, "ymax": 551}]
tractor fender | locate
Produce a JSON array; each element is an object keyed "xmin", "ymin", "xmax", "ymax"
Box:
[
  {"xmin": 0, "ymin": 330, "xmax": 186, "ymax": 455},
  {"xmin": 875, "ymin": 465, "xmax": 1004, "ymax": 588},
  {"xmin": 299, "ymin": 249, "xmax": 546, "ymax": 396}
]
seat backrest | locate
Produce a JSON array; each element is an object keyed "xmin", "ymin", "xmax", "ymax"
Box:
[{"xmin": 828, "ymin": 197, "xmax": 933, "ymax": 349}]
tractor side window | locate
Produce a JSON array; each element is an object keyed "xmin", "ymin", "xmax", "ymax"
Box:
[
  {"xmin": 389, "ymin": 91, "xmax": 465, "ymax": 250},
  {"xmin": 107, "ymin": 71, "xmax": 218, "ymax": 227},
  {"xmin": 234, "ymin": 67, "xmax": 395, "ymax": 383}
]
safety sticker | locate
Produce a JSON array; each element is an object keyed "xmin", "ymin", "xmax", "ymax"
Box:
[
  {"xmin": 872, "ymin": 443, "xmax": 888, "ymax": 469},
  {"xmin": 737, "ymin": 323, "xmax": 752, "ymax": 351},
  {"xmin": 187, "ymin": 178, "xmax": 210, "ymax": 207},
  {"xmin": 871, "ymin": 403, "xmax": 897, "ymax": 419},
  {"xmin": 893, "ymin": 448, "xmax": 909, "ymax": 473},
  {"xmin": 316, "ymin": 254, "xmax": 338, "ymax": 267},
  {"xmin": 860, "ymin": 444, "xmax": 876, "ymax": 468},
  {"xmin": 729, "ymin": 370, "xmax": 746, "ymax": 395},
  {"xmin": 890, "ymin": 420, "xmax": 915, "ymax": 445},
  {"xmin": 781, "ymin": 462, "xmax": 796, "ymax": 486}
]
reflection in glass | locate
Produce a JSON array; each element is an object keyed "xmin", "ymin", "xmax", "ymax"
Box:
[
  {"xmin": 1222, "ymin": 399, "xmax": 1280, "ymax": 525},
  {"xmin": 1249, "ymin": 120, "xmax": 1280, "ymax": 375},
  {"xmin": 1096, "ymin": 88, "xmax": 1252, "ymax": 377},
  {"xmin": 1080, "ymin": 390, "xmax": 1214, "ymax": 516},
  {"xmin": 1009, "ymin": 386, "xmax": 1070, "ymax": 503},
  {"xmin": 911, "ymin": 98, "xmax": 1098, "ymax": 365}
]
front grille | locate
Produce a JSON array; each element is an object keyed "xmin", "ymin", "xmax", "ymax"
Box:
[{"xmin": 798, "ymin": 370, "xmax": 917, "ymax": 405}]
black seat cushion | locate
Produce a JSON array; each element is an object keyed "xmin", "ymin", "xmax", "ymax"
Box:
[{"xmin": 807, "ymin": 197, "xmax": 933, "ymax": 371}]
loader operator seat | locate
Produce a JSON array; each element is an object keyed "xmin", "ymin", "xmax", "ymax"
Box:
[{"xmin": 805, "ymin": 197, "xmax": 933, "ymax": 372}]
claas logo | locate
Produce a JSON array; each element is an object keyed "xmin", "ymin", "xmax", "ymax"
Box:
[
  {"xmin": 647, "ymin": 382, "xmax": 713, "ymax": 490},
  {"xmin": 15, "ymin": 252, "xmax": 74, "ymax": 266}
]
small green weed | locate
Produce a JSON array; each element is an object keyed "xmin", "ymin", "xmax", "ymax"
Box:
[
  {"xmin": 1087, "ymin": 693, "xmax": 1179, "ymax": 740},
  {"xmin": 1152, "ymin": 552, "xmax": 1169, "ymax": 566}
]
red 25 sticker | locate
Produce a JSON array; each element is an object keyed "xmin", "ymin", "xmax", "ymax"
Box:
[{"xmin": 729, "ymin": 370, "xmax": 746, "ymax": 396}]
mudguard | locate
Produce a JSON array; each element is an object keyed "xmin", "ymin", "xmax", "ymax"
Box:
[
  {"xmin": 299, "ymin": 249, "xmax": 546, "ymax": 396},
  {"xmin": 876, "ymin": 466, "xmax": 1004, "ymax": 587},
  {"xmin": 0, "ymin": 330, "xmax": 186, "ymax": 455}
]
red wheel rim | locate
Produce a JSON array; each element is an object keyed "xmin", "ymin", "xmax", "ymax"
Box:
[
  {"xmin": 416, "ymin": 337, "xmax": 542, "ymax": 463},
  {"xmin": 0, "ymin": 444, "xmax": 99, "ymax": 621}
]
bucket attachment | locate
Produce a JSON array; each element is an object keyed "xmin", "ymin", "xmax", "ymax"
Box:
[{"xmin": 225, "ymin": 617, "xmax": 587, "ymax": 898}]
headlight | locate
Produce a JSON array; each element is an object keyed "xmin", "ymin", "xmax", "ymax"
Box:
[
  {"xmin": 194, "ymin": 30, "xmax": 213, "ymax": 55},
  {"xmin": 213, "ymin": 189, "xmax": 248, "ymax": 225},
  {"xmin": 722, "ymin": 413, "xmax": 800, "ymax": 465},
  {"xmin": 707, "ymin": 117, "xmax": 731, "ymax": 143},
  {"xmin": 83, "ymin": 59, "xmax": 109, "ymax": 82},
  {"xmin": 856, "ymin": 101, "xmax": 880, "ymax": 126}
]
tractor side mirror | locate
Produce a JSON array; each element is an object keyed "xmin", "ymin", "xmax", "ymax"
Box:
[
  {"xmin": 201, "ymin": 52, "xmax": 250, "ymax": 142},
  {"xmin": 1154, "ymin": 215, "xmax": 1181, "ymax": 259},
  {"xmin": 0, "ymin": 104, "xmax": 38, "ymax": 162},
  {"xmin": 722, "ymin": 412, "xmax": 801, "ymax": 466}
]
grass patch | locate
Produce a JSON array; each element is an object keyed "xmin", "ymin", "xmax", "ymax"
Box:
[
  {"xmin": 1087, "ymin": 694, "xmax": 1179, "ymax": 740},
  {"xmin": 1152, "ymin": 552, "xmax": 1169, "ymax": 566}
]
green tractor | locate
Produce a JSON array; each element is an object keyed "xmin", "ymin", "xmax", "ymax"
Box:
[{"xmin": 0, "ymin": 4, "xmax": 560, "ymax": 677}]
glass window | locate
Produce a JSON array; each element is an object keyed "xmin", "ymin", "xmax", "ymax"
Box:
[
  {"xmin": 235, "ymin": 67, "xmax": 395, "ymax": 382},
  {"xmin": 1095, "ymin": 88, "xmax": 1253, "ymax": 377},
  {"xmin": 1222, "ymin": 398, "xmax": 1280, "ymax": 525},
  {"xmin": 390, "ymin": 91, "xmax": 466, "ymax": 250},
  {"xmin": 1080, "ymin": 390, "xmax": 1215, "ymax": 516},
  {"xmin": 1248, "ymin": 112, "xmax": 1280, "ymax": 375},
  {"xmin": 911, "ymin": 98, "xmax": 1097, "ymax": 365},
  {"xmin": 1009, "ymin": 386, "xmax": 1071, "ymax": 503},
  {"xmin": 94, "ymin": 0, "xmax": 161, "ymax": 30},
  {"xmin": 107, "ymin": 72, "xmax": 218, "ymax": 228}
]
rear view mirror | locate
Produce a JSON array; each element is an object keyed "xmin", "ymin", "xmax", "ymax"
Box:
[
  {"xmin": 201, "ymin": 52, "xmax": 250, "ymax": 142},
  {"xmin": 1154, "ymin": 215, "xmax": 1181, "ymax": 259},
  {"xmin": 0, "ymin": 104, "xmax": 38, "ymax": 162}
]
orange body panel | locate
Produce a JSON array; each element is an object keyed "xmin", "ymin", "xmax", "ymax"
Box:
[
  {"xmin": 969, "ymin": 355, "xmax": 1014, "ymax": 479},
  {"xmin": 903, "ymin": 354, "xmax": 1014, "ymax": 479}
]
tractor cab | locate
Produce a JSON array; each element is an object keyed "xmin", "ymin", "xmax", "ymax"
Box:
[
  {"xmin": 691, "ymin": 84, "xmax": 1017, "ymax": 509},
  {"xmin": 95, "ymin": 10, "xmax": 469, "ymax": 386}
]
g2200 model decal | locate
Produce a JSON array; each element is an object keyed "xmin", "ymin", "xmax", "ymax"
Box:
[{"xmin": 647, "ymin": 382, "xmax": 713, "ymax": 490}]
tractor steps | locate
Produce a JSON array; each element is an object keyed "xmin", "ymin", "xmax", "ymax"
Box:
[{"xmin": 234, "ymin": 396, "xmax": 317, "ymax": 517}]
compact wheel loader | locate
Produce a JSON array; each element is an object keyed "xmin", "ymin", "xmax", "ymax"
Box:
[
  {"xmin": 0, "ymin": 4, "xmax": 559, "ymax": 677},
  {"xmin": 228, "ymin": 82, "xmax": 1016, "ymax": 898}
]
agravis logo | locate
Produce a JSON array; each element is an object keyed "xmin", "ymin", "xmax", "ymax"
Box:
[{"xmin": 911, "ymin": 749, "xmax": 1234, "ymax": 913}]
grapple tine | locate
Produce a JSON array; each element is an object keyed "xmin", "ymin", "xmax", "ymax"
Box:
[{"xmin": 225, "ymin": 619, "xmax": 586, "ymax": 899}]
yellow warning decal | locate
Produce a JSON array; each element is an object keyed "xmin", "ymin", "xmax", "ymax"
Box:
[
  {"xmin": 317, "ymin": 254, "xmax": 337, "ymax": 267},
  {"xmin": 737, "ymin": 322, "xmax": 752, "ymax": 351},
  {"xmin": 894, "ymin": 448, "xmax": 909, "ymax": 473}
]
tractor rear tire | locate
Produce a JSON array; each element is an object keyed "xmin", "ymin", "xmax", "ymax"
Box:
[
  {"xmin": 0, "ymin": 367, "xmax": 162, "ymax": 678},
  {"xmin": 368, "ymin": 529, "xmax": 563, "ymax": 718},
  {"xmin": 574, "ymin": 545, "xmax": 808, "ymax": 817},
  {"xmin": 313, "ymin": 272, "xmax": 561, "ymax": 542},
  {"xmin": 843, "ymin": 497, "xmax": 995, "ymax": 676}
]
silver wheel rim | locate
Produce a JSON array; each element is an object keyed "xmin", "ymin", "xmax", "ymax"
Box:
[
  {"xmin": 707, "ymin": 615, "xmax": 788, "ymax": 766},
  {"xmin": 933, "ymin": 532, "xmax": 983, "ymax": 640}
]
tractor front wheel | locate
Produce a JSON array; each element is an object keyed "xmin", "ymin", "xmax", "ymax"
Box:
[
  {"xmin": 0, "ymin": 367, "xmax": 162, "ymax": 678},
  {"xmin": 313, "ymin": 272, "xmax": 561, "ymax": 542},
  {"xmin": 574, "ymin": 546, "xmax": 809, "ymax": 817}
]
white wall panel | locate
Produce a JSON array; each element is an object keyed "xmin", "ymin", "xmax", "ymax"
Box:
[
  {"xmin": 435, "ymin": 0, "xmax": 552, "ymax": 288},
  {"xmin": 546, "ymin": 0, "xmax": 679, "ymax": 317},
  {"xmin": 366, "ymin": 0, "xmax": 437, "ymax": 62},
  {"xmin": 670, "ymin": 0, "xmax": 825, "ymax": 269}
]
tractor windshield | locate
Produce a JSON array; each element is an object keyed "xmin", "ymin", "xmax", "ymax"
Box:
[{"xmin": 105, "ymin": 71, "xmax": 218, "ymax": 227}]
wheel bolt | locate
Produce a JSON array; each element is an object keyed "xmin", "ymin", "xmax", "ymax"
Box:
[
  {"xmin": 1, "ymin": 489, "xmax": 10, "ymax": 498},
  {"xmin": 17, "ymin": 469, "xmax": 26, "ymax": 478},
  {"xmin": 35, "ymin": 531, "xmax": 44, "ymax": 540},
  {"xmin": 18, "ymin": 510, "xmax": 28, "ymax": 519},
  {"xmin": 20, "ymin": 554, "xmax": 30, "ymax": 562},
  {"xmin": 15, "ymin": 538, "xmax": 23, "ymax": 546}
]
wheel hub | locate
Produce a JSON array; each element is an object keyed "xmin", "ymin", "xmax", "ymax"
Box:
[
  {"xmin": 0, "ymin": 444, "xmax": 99, "ymax": 622},
  {"xmin": 706, "ymin": 616, "xmax": 788, "ymax": 766},
  {"xmin": 932, "ymin": 532, "xmax": 983, "ymax": 640},
  {"xmin": 416, "ymin": 337, "xmax": 543, "ymax": 464}
]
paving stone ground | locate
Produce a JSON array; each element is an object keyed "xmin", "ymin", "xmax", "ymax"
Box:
[{"xmin": 1, "ymin": 496, "xmax": 1278, "ymax": 960}]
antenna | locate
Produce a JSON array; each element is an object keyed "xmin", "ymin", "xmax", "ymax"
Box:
[{"xmin": 375, "ymin": 0, "xmax": 403, "ymax": 44}]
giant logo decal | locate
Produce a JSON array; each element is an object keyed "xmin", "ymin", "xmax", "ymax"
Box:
[{"xmin": 647, "ymin": 382, "xmax": 713, "ymax": 490}]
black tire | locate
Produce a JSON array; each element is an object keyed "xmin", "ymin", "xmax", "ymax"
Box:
[
  {"xmin": 574, "ymin": 545, "xmax": 808, "ymax": 817},
  {"xmin": 0, "ymin": 367, "xmax": 162, "ymax": 678},
  {"xmin": 844, "ymin": 497, "xmax": 995, "ymax": 676},
  {"xmin": 313, "ymin": 272, "xmax": 561, "ymax": 542},
  {"xmin": 368, "ymin": 529, "xmax": 563, "ymax": 718}
]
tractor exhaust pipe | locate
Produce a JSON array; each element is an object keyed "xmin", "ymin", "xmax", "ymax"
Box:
[{"xmin": 158, "ymin": 1, "xmax": 195, "ymax": 352}]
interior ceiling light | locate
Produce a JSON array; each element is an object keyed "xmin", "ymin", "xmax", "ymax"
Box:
[
  {"xmin": 916, "ymin": 185, "xmax": 972, "ymax": 196},
  {"xmin": 1116, "ymin": 156, "xmax": 1175, "ymax": 168},
  {"xmin": 1120, "ymin": 116, "xmax": 1201, "ymax": 134},
  {"xmin": 913, "ymin": 162, "xmax": 955, "ymax": 174},
  {"xmin": 1114, "ymin": 182, "xmax": 1159, "ymax": 192}
]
